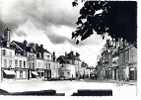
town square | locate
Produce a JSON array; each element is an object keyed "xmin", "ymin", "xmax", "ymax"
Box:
[{"xmin": 0, "ymin": 0, "xmax": 137, "ymax": 96}]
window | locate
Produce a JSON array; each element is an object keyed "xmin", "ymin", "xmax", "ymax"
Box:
[
  {"xmin": 125, "ymin": 51, "xmax": 129, "ymax": 63},
  {"xmin": 2, "ymin": 50, "xmax": 6, "ymax": 56},
  {"xmin": 9, "ymin": 60, "xmax": 12, "ymax": 67},
  {"xmin": 9, "ymin": 51, "xmax": 12, "ymax": 57},
  {"xmin": 19, "ymin": 60, "xmax": 22, "ymax": 68},
  {"xmin": 38, "ymin": 62, "xmax": 40, "ymax": 68},
  {"xmin": 67, "ymin": 72, "xmax": 70, "ymax": 75},
  {"xmin": 47, "ymin": 55, "xmax": 50, "ymax": 58},
  {"xmin": 32, "ymin": 63, "xmax": 34, "ymax": 69},
  {"xmin": 23, "ymin": 61, "xmax": 26, "ymax": 68},
  {"xmin": 15, "ymin": 60, "xmax": 18, "ymax": 67},
  {"xmin": 48, "ymin": 63, "xmax": 50, "ymax": 69},
  {"xmin": 3, "ymin": 59, "xmax": 7, "ymax": 68},
  {"xmin": 20, "ymin": 71, "xmax": 23, "ymax": 78}
]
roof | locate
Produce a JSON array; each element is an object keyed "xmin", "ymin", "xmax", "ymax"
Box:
[
  {"xmin": 44, "ymin": 49, "xmax": 51, "ymax": 54},
  {"xmin": 11, "ymin": 41, "xmax": 36, "ymax": 53},
  {"xmin": 11, "ymin": 41, "xmax": 25, "ymax": 51}
]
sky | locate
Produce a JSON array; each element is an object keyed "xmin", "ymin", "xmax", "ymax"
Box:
[{"xmin": 0, "ymin": 0, "xmax": 106, "ymax": 67}]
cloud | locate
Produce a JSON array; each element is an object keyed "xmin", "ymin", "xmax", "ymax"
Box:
[
  {"xmin": 0, "ymin": 0, "xmax": 106, "ymax": 66},
  {"xmin": 0, "ymin": 0, "xmax": 81, "ymax": 44},
  {"xmin": 0, "ymin": 0, "xmax": 80, "ymax": 28}
]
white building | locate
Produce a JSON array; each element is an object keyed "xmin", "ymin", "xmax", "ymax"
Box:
[
  {"xmin": 35, "ymin": 59, "xmax": 45, "ymax": 78},
  {"xmin": 50, "ymin": 61, "xmax": 60, "ymax": 79},
  {"xmin": 59, "ymin": 64, "xmax": 76, "ymax": 79},
  {"xmin": 14, "ymin": 55, "xmax": 28, "ymax": 79},
  {"xmin": 11, "ymin": 41, "xmax": 37, "ymax": 79},
  {"xmin": 0, "ymin": 47, "xmax": 15, "ymax": 79}
]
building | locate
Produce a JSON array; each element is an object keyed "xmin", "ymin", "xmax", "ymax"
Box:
[
  {"xmin": 118, "ymin": 40, "xmax": 137, "ymax": 81},
  {"xmin": 50, "ymin": 61, "xmax": 60, "ymax": 79},
  {"xmin": 0, "ymin": 28, "xmax": 16, "ymax": 79},
  {"xmin": 57, "ymin": 51, "xmax": 81, "ymax": 79},
  {"xmin": 43, "ymin": 50, "xmax": 52, "ymax": 80},
  {"xmin": 0, "ymin": 27, "xmax": 85, "ymax": 81},
  {"xmin": 11, "ymin": 41, "xmax": 34, "ymax": 79},
  {"xmin": 58, "ymin": 64, "xmax": 76, "ymax": 79},
  {"xmin": 14, "ymin": 54, "xmax": 28, "ymax": 79},
  {"xmin": 128, "ymin": 44, "xmax": 137, "ymax": 80},
  {"xmin": 96, "ymin": 38, "xmax": 137, "ymax": 81},
  {"xmin": 0, "ymin": 47, "xmax": 15, "ymax": 79}
]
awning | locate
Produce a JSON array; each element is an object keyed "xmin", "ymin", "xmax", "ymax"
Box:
[
  {"xmin": 130, "ymin": 67, "xmax": 135, "ymax": 71},
  {"xmin": 32, "ymin": 71, "xmax": 38, "ymax": 76},
  {"xmin": 3, "ymin": 70, "xmax": 15, "ymax": 75}
]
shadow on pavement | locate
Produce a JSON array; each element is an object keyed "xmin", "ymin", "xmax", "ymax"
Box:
[
  {"xmin": 71, "ymin": 89, "xmax": 113, "ymax": 96},
  {"xmin": 0, "ymin": 89, "xmax": 65, "ymax": 96}
]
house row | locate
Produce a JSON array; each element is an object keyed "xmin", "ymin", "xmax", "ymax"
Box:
[
  {"xmin": 0, "ymin": 28, "xmax": 59, "ymax": 80},
  {"xmin": 0, "ymin": 28, "xmax": 91, "ymax": 81},
  {"xmin": 0, "ymin": 41, "xmax": 58, "ymax": 80},
  {"xmin": 95, "ymin": 39, "xmax": 137, "ymax": 81}
]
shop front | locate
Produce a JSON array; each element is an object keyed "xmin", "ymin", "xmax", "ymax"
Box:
[
  {"xmin": 44, "ymin": 69, "xmax": 51, "ymax": 80},
  {"xmin": 31, "ymin": 71, "xmax": 39, "ymax": 78},
  {"xmin": 36, "ymin": 68, "xmax": 44, "ymax": 78},
  {"xmin": 2, "ymin": 69, "xmax": 16, "ymax": 79},
  {"xmin": 15, "ymin": 68, "xmax": 28, "ymax": 79}
]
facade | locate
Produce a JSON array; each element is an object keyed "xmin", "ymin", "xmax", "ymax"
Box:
[
  {"xmin": 128, "ymin": 45, "xmax": 137, "ymax": 80},
  {"xmin": 57, "ymin": 51, "xmax": 82, "ymax": 79},
  {"xmin": 15, "ymin": 55, "xmax": 28, "ymax": 79},
  {"xmin": 96, "ymin": 39, "xmax": 137, "ymax": 81},
  {"xmin": 0, "ymin": 28, "xmax": 16, "ymax": 79},
  {"xmin": 0, "ymin": 47, "xmax": 15, "ymax": 79},
  {"xmin": 50, "ymin": 61, "xmax": 60, "ymax": 79},
  {"xmin": 0, "ymin": 27, "xmax": 86, "ymax": 81},
  {"xmin": 35, "ymin": 59, "xmax": 44, "ymax": 78},
  {"xmin": 43, "ymin": 50, "xmax": 52, "ymax": 80},
  {"xmin": 58, "ymin": 64, "xmax": 76, "ymax": 79}
]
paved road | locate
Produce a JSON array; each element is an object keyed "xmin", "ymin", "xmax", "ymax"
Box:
[{"xmin": 0, "ymin": 79, "xmax": 137, "ymax": 96}]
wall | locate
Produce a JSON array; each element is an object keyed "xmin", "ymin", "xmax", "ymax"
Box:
[
  {"xmin": 59, "ymin": 64, "xmax": 76, "ymax": 79},
  {"xmin": 1, "ymin": 47, "xmax": 15, "ymax": 69},
  {"xmin": 44, "ymin": 52, "xmax": 52, "ymax": 61},
  {"xmin": 27, "ymin": 52, "xmax": 36, "ymax": 69},
  {"xmin": 50, "ymin": 62, "xmax": 60, "ymax": 78},
  {"xmin": 15, "ymin": 55, "xmax": 27, "ymax": 68},
  {"xmin": 35, "ymin": 59, "xmax": 44, "ymax": 69}
]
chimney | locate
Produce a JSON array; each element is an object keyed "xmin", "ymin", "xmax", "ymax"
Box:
[
  {"xmin": 65, "ymin": 52, "xmax": 67, "ymax": 56},
  {"xmin": 53, "ymin": 52, "xmax": 56, "ymax": 62},
  {"xmin": 4, "ymin": 27, "xmax": 11, "ymax": 47}
]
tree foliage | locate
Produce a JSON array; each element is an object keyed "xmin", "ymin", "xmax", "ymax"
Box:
[{"xmin": 72, "ymin": 1, "xmax": 137, "ymax": 46}]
